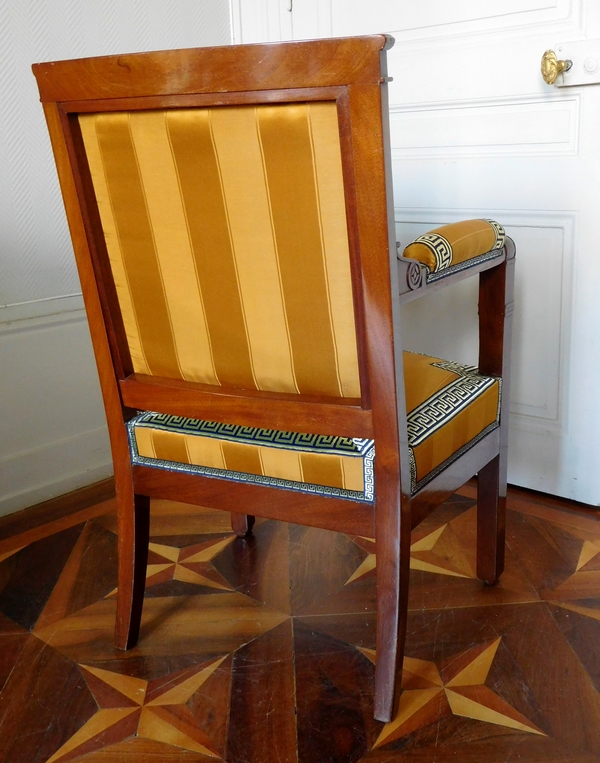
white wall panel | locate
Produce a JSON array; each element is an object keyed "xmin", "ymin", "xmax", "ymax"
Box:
[
  {"xmin": 0, "ymin": 0, "xmax": 231, "ymax": 515},
  {"xmin": 231, "ymin": 0, "xmax": 292, "ymax": 44},
  {"xmin": 0, "ymin": 0, "xmax": 230, "ymax": 311},
  {"xmin": 0, "ymin": 309, "xmax": 111, "ymax": 517},
  {"xmin": 384, "ymin": 33, "xmax": 584, "ymax": 108},
  {"xmin": 279, "ymin": 0, "xmax": 582, "ymax": 43}
]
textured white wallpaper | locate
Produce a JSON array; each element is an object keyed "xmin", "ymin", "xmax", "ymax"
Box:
[{"xmin": 0, "ymin": 0, "xmax": 231, "ymax": 311}]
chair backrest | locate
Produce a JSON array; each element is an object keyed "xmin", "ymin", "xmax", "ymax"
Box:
[
  {"xmin": 78, "ymin": 102, "xmax": 360, "ymax": 399},
  {"xmin": 32, "ymin": 37, "xmax": 405, "ymax": 482}
]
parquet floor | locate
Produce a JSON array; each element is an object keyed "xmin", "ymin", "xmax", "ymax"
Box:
[{"xmin": 1, "ymin": 483, "xmax": 600, "ymax": 762}]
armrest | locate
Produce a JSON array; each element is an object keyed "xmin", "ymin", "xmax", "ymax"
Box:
[{"xmin": 397, "ymin": 219, "xmax": 511, "ymax": 303}]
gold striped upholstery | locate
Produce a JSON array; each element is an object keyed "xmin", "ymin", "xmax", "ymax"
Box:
[
  {"xmin": 79, "ymin": 104, "xmax": 360, "ymax": 398},
  {"xmin": 131, "ymin": 419, "xmax": 371, "ymax": 501},
  {"xmin": 128, "ymin": 352, "xmax": 500, "ymax": 499},
  {"xmin": 404, "ymin": 353, "xmax": 500, "ymax": 492}
]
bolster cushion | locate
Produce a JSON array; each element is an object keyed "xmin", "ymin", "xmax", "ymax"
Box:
[{"xmin": 403, "ymin": 219, "xmax": 505, "ymax": 274}]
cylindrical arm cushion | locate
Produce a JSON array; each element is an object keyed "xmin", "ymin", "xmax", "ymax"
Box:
[{"xmin": 402, "ymin": 219, "xmax": 505, "ymax": 273}]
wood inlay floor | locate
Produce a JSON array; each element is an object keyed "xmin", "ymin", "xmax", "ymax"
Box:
[{"xmin": 1, "ymin": 484, "xmax": 600, "ymax": 762}]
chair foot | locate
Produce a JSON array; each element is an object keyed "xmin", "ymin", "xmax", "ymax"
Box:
[
  {"xmin": 476, "ymin": 455, "xmax": 506, "ymax": 585},
  {"xmin": 374, "ymin": 495, "xmax": 411, "ymax": 722},
  {"xmin": 374, "ymin": 692, "xmax": 399, "ymax": 724},
  {"xmin": 114, "ymin": 493, "xmax": 150, "ymax": 650},
  {"xmin": 374, "ymin": 588, "xmax": 407, "ymax": 721},
  {"xmin": 231, "ymin": 512, "xmax": 255, "ymax": 538}
]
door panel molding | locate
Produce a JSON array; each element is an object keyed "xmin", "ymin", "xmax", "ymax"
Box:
[
  {"xmin": 389, "ymin": 95, "xmax": 579, "ymax": 158},
  {"xmin": 327, "ymin": 0, "xmax": 581, "ymax": 41}
]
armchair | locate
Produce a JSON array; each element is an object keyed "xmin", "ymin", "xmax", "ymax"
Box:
[{"xmin": 32, "ymin": 35, "xmax": 514, "ymax": 723}]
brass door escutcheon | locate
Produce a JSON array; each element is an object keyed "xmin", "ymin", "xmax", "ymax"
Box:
[{"xmin": 541, "ymin": 49, "xmax": 572, "ymax": 84}]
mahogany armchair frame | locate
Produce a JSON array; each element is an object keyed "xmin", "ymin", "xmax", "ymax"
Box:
[{"xmin": 33, "ymin": 35, "xmax": 515, "ymax": 722}]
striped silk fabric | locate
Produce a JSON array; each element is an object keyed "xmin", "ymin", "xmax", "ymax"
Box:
[
  {"xmin": 79, "ymin": 103, "xmax": 360, "ymax": 399},
  {"xmin": 403, "ymin": 353, "xmax": 500, "ymax": 492}
]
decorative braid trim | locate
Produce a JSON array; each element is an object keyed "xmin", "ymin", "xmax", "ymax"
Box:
[
  {"xmin": 411, "ymin": 232, "xmax": 452, "ymax": 272},
  {"xmin": 407, "ymin": 363, "xmax": 498, "ymax": 448},
  {"xmin": 131, "ymin": 412, "xmax": 373, "ymax": 457},
  {"xmin": 484, "ymin": 218, "xmax": 506, "ymax": 250},
  {"xmin": 425, "ymin": 248, "xmax": 504, "ymax": 284}
]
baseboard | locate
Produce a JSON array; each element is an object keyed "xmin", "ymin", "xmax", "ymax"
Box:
[{"xmin": 0, "ymin": 477, "xmax": 116, "ymax": 543}]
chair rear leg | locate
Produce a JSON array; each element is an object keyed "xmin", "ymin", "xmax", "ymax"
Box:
[
  {"xmin": 476, "ymin": 455, "xmax": 505, "ymax": 585},
  {"xmin": 374, "ymin": 501, "xmax": 411, "ymax": 722},
  {"xmin": 115, "ymin": 493, "xmax": 150, "ymax": 650},
  {"xmin": 231, "ymin": 513, "xmax": 255, "ymax": 538}
]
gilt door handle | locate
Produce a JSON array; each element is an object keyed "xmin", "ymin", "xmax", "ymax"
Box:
[{"xmin": 541, "ymin": 49, "xmax": 572, "ymax": 85}]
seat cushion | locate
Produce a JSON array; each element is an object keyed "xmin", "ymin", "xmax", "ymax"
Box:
[
  {"xmin": 129, "ymin": 415, "xmax": 375, "ymax": 503},
  {"xmin": 403, "ymin": 219, "xmax": 505, "ymax": 276},
  {"xmin": 128, "ymin": 353, "xmax": 500, "ymax": 500},
  {"xmin": 404, "ymin": 353, "xmax": 500, "ymax": 493}
]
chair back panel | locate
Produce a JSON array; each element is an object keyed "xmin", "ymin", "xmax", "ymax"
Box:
[{"xmin": 79, "ymin": 101, "xmax": 360, "ymax": 399}]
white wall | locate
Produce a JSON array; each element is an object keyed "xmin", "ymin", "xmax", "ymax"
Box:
[{"xmin": 0, "ymin": 0, "xmax": 231, "ymax": 516}]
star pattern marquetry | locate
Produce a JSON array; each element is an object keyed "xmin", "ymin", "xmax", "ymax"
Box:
[
  {"xmin": 363, "ymin": 638, "xmax": 546, "ymax": 748},
  {"xmin": 550, "ymin": 525, "xmax": 600, "ymax": 582},
  {"xmin": 4, "ymin": 497, "xmax": 600, "ymax": 763},
  {"xmin": 106, "ymin": 535, "xmax": 237, "ymax": 597},
  {"xmin": 46, "ymin": 656, "xmax": 229, "ymax": 762},
  {"xmin": 575, "ymin": 539, "xmax": 600, "ymax": 571},
  {"xmin": 346, "ymin": 513, "xmax": 476, "ymax": 586},
  {"xmin": 528, "ymin": 513, "xmax": 600, "ymax": 606}
]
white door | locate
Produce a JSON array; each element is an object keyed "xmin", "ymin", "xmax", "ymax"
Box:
[{"xmin": 231, "ymin": 0, "xmax": 600, "ymax": 505}]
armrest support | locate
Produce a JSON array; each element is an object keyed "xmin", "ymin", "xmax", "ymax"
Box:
[
  {"xmin": 398, "ymin": 245, "xmax": 507, "ymax": 303},
  {"xmin": 478, "ymin": 235, "xmax": 515, "ymax": 507},
  {"xmin": 479, "ymin": 236, "xmax": 515, "ymax": 377}
]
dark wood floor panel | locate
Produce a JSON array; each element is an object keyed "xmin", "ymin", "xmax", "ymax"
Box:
[
  {"xmin": 299, "ymin": 602, "xmax": 600, "ymax": 759},
  {"xmin": 0, "ymin": 618, "xmax": 29, "ymax": 695},
  {"xmin": 294, "ymin": 620, "xmax": 379, "ymax": 763},
  {"xmin": 228, "ymin": 620, "xmax": 297, "ymax": 763},
  {"xmin": 68, "ymin": 738, "xmax": 218, "ymax": 761},
  {"xmin": 0, "ymin": 635, "xmax": 97, "ymax": 763},
  {"xmin": 0, "ymin": 488, "xmax": 599, "ymax": 762},
  {"xmin": 0, "ymin": 524, "xmax": 85, "ymax": 630},
  {"xmin": 35, "ymin": 521, "xmax": 119, "ymax": 631},
  {"xmin": 213, "ymin": 520, "xmax": 293, "ymax": 614},
  {"xmin": 546, "ymin": 601, "xmax": 600, "ymax": 693}
]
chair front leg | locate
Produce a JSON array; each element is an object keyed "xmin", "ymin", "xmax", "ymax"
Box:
[{"xmin": 115, "ymin": 492, "xmax": 150, "ymax": 650}]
